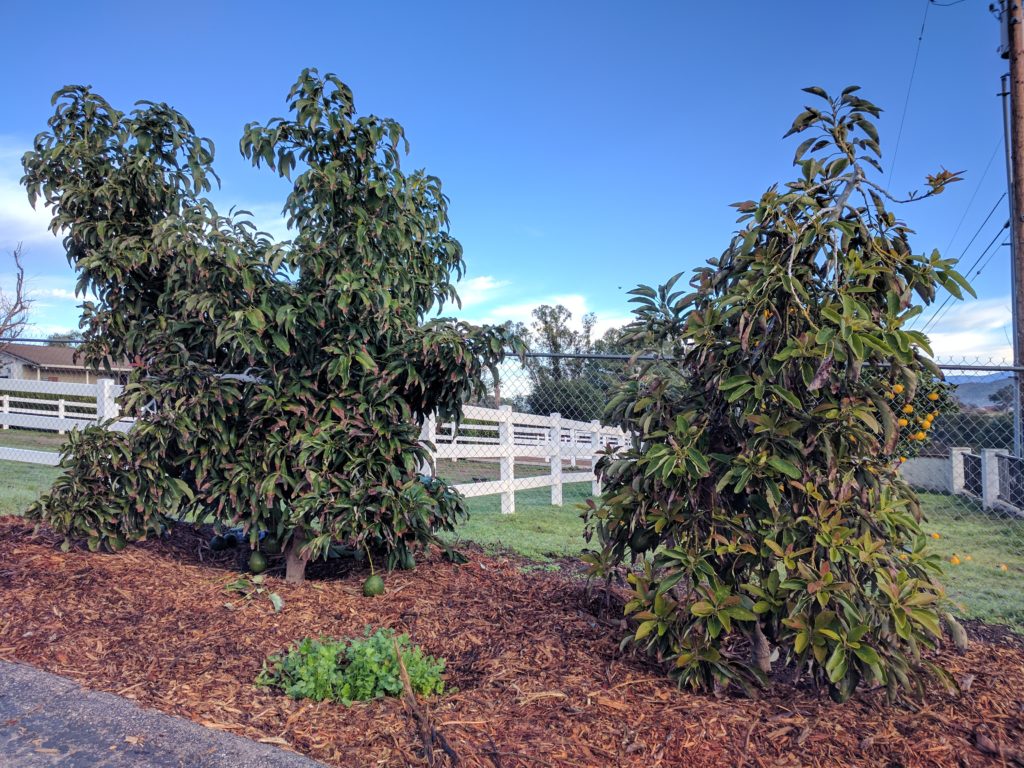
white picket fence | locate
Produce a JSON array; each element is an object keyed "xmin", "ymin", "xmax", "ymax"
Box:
[{"xmin": 0, "ymin": 379, "xmax": 625, "ymax": 512}]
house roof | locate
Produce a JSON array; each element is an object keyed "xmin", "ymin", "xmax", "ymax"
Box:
[{"xmin": 0, "ymin": 343, "xmax": 133, "ymax": 371}]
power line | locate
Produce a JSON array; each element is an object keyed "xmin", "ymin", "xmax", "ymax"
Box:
[
  {"xmin": 943, "ymin": 137, "xmax": 1003, "ymax": 254},
  {"xmin": 908, "ymin": 192, "xmax": 1006, "ymax": 330},
  {"xmin": 921, "ymin": 221, "xmax": 1009, "ymax": 334},
  {"xmin": 951, "ymin": 192, "xmax": 1007, "ymax": 263},
  {"xmin": 976, "ymin": 239, "xmax": 1011, "ymax": 275},
  {"xmin": 888, "ymin": 0, "xmax": 932, "ymax": 189}
]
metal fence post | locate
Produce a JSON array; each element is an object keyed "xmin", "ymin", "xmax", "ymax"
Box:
[
  {"xmin": 499, "ymin": 405, "xmax": 515, "ymax": 514},
  {"xmin": 590, "ymin": 419, "xmax": 602, "ymax": 496},
  {"xmin": 950, "ymin": 447, "xmax": 970, "ymax": 495},
  {"xmin": 95, "ymin": 378, "xmax": 118, "ymax": 425},
  {"xmin": 981, "ymin": 448, "xmax": 1009, "ymax": 510},
  {"xmin": 549, "ymin": 412, "xmax": 562, "ymax": 506}
]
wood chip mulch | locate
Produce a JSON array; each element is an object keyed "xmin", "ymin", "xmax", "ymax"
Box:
[{"xmin": 1, "ymin": 515, "xmax": 1023, "ymax": 768}]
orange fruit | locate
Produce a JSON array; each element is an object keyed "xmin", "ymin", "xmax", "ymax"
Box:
[
  {"xmin": 899, "ymin": 457, "xmax": 907, "ymax": 463},
  {"xmin": 915, "ymin": 431, "xmax": 927, "ymax": 441},
  {"xmin": 902, "ymin": 404, "xmax": 914, "ymax": 414},
  {"xmin": 931, "ymin": 532, "xmax": 941, "ymax": 540},
  {"xmin": 927, "ymin": 392, "xmax": 939, "ymax": 401},
  {"xmin": 1000, "ymin": 563, "xmax": 1009, "ymax": 572},
  {"xmin": 897, "ymin": 418, "xmax": 909, "ymax": 427},
  {"xmin": 949, "ymin": 555, "xmax": 961, "ymax": 566},
  {"xmin": 893, "ymin": 384, "xmax": 905, "ymax": 394}
]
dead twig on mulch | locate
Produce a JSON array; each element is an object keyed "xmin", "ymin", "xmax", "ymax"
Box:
[{"xmin": 393, "ymin": 634, "xmax": 460, "ymax": 767}]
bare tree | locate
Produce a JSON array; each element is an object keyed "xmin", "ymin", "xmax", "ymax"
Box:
[{"xmin": 0, "ymin": 243, "xmax": 31, "ymax": 346}]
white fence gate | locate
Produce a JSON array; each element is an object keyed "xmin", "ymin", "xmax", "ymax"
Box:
[{"xmin": 0, "ymin": 379, "xmax": 625, "ymax": 512}]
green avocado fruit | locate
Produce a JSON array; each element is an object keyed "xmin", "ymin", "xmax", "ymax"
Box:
[
  {"xmin": 362, "ymin": 574, "xmax": 385, "ymax": 597},
  {"xmin": 248, "ymin": 551, "xmax": 268, "ymax": 574},
  {"xmin": 261, "ymin": 538, "xmax": 282, "ymax": 555},
  {"xmin": 629, "ymin": 528, "xmax": 659, "ymax": 554}
]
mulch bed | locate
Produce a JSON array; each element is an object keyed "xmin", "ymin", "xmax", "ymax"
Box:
[{"xmin": 1, "ymin": 516, "xmax": 1022, "ymax": 768}]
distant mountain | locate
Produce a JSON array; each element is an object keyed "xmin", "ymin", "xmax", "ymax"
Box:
[{"xmin": 946, "ymin": 372, "xmax": 1014, "ymax": 408}]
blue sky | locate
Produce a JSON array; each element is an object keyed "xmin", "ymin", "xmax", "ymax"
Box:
[{"xmin": 0, "ymin": 0, "xmax": 1015, "ymax": 360}]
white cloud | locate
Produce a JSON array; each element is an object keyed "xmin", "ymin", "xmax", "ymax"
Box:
[
  {"xmin": 924, "ymin": 297, "xmax": 1011, "ymax": 334},
  {"xmin": 0, "ymin": 137, "xmax": 58, "ymax": 248},
  {"xmin": 38, "ymin": 287, "xmax": 97, "ymax": 303},
  {"xmin": 455, "ymin": 275, "xmax": 509, "ymax": 309},
  {"xmin": 922, "ymin": 297, "xmax": 1013, "ymax": 362},
  {"xmin": 461, "ymin": 290, "xmax": 633, "ymax": 338}
]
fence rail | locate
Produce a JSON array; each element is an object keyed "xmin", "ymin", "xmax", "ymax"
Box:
[{"xmin": 0, "ymin": 378, "xmax": 624, "ymax": 512}]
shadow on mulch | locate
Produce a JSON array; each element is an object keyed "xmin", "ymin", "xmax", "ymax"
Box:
[{"xmin": 1, "ymin": 515, "xmax": 1023, "ymax": 768}]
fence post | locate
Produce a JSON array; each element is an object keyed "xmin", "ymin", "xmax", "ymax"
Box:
[
  {"xmin": 499, "ymin": 404, "xmax": 515, "ymax": 514},
  {"xmin": 569, "ymin": 426, "xmax": 578, "ymax": 468},
  {"xmin": 419, "ymin": 414, "xmax": 437, "ymax": 476},
  {"xmin": 950, "ymin": 447, "xmax": 970, "ymax": 495},
  {"xmin": 590, "ymin": 419, "xmax": 602, "ymax": 496},
  {"xmin": 57, "ymin": 398, "xmax": 66, "ymax": 435},
  {"xmin": 549, "ymin": 412, "xmax": 562, "ymax": 506},
  {"xmin": 95, "ymin": 378, "xmax": 119, "ymax": 425},
  {"xmin": 981, "ymin": 448, "xmax": 1008, "ymax": 510},
  {"xmin": 1, "ymin": 393, "xmax": 7, "ymax": 429}
]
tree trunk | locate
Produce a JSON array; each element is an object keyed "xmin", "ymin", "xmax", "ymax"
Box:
[
  {"xmin": 285, "ymin": 532, "xmax": 307, "ymax": 584},
  {"xmin": 751, "ymin": 622, "xmax": 772, "ymax": 675}
]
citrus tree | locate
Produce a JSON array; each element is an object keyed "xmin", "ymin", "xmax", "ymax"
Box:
[
  {"xmin": 23, "ymin": 70, "xmax": 520, "ymax": 581},
  {"xmin": 584, "ymin": 87, "xmax": 971, "ymax": 701}
]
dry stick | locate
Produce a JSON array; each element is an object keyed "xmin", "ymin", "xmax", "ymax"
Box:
[
  {"xmin": 483, "ymin": 736, "xmax": 504, "ymax": 768},
  {"xmin": 391, "ymin": 636, "xmax": 460, "ymax": 767}
]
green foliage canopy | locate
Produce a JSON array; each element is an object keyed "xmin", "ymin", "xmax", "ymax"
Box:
[
  {"xmin": 22, "ymin": 70, "xmax": 520, "ymax": 580},
  {"xmin": 585, "ymin": 87, "xmax": 971, "ymax": 702}
]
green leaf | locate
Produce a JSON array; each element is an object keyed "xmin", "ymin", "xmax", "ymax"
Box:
[{"xmin": 767, "ymin": 456, "xmax": 802, "ymax": 480}]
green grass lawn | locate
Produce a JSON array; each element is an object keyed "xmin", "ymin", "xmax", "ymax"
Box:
[
  {"xmin": 446, "ymin": 483, "xmax": 595, "ymax": 561},
  {"xmin": 918, "ymin": 492, "xmax": 1024, "ymax": 628},
  {"xmin": 0, "ymin": 461, "xmax": 60, "ymax": 516},
  {"xmin": 0, "ymin": 429, "xmax": 68, "ymax": 452},
  {"xmin": 2, "ymin": 458, "xmax": 1021, "ymax": 629}
]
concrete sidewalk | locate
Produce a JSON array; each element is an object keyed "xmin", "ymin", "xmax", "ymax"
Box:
[{"xmin": 0, "ymin": 660, "xmax": 329, "ymax": 767}]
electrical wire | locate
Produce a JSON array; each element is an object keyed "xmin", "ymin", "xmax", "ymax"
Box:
[
  {"xmin": 921, "ymin": 222, "xmax": 1009, "ymax": 334},
  {"xmin": 943, "ymin": 137, "xmax": 1003, "ymax": 254},
  {"xmin": 908, "ymin": 192, "xmax": 1006, "ymax": 330},
  {"xmin": 975, "ymin": 238, "xmax": 1011, "ymax": 276},
  {"xmin": 888, "ymin": 0, "xmax": 932, "ymax": 189}
]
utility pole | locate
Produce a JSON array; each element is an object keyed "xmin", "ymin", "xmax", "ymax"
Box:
[{"xmin": 1001, "ymin": 0, "xmax": 1024, "ymax": 455}]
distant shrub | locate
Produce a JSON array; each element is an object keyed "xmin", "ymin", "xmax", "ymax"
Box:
[{"xmin": 256, "ymin": 628, "xmax": 446, "ymax": 705}]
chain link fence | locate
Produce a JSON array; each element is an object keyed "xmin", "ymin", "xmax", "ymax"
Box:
[{"xmin": 1, "ymin": 339, "xmax": 1021, "ymax": 626}]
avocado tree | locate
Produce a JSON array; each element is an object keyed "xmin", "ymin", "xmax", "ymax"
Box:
[
  {"xmin": 585, "ymin": 87, "xmax": 971, "ymax": 701},
  {"xmin": 23, "ymin": 70, "xmax": 520, "ymax": 582}
]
